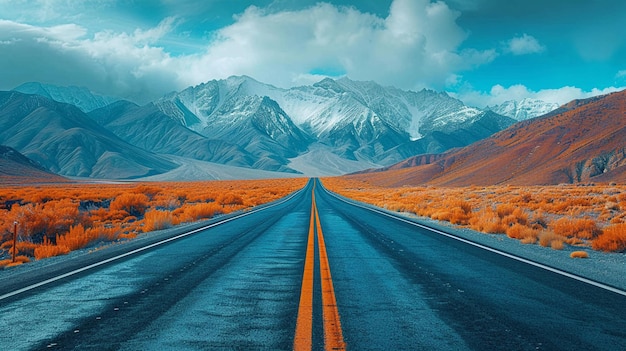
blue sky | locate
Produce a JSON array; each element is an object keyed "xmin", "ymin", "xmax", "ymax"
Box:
[{"xmin": 0, "ymin": 0, "xmax": 624, "ymax": 106}]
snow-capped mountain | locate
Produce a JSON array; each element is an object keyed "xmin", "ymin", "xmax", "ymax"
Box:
[
  {"xmin": 198, "ymin": 95, "xmax": 312, "ymax": 172},
  {"xmin": 156, "ymin": 76, "xmax": 515, "ymax": 169},
  {"xmin": 13, "ymin": 82, "xmax": 119, "ymax": 113},
  {"xmin": 486, "ymin": 98, "xmax": 560, "ymax": 121},
  {"xmin": 88, "ymin": 100, "xmax": 257, "ymax": 169}
]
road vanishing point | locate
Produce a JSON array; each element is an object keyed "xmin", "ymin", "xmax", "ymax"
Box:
[{"xmin": 1, "ymin": 179, "xmax": 625, "ymax": 350}]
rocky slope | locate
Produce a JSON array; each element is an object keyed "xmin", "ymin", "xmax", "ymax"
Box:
[
  {"xmin": 0, "ymin": 145, "xmax": 67, "ymax": 184},
  {"xmin": 352, "ymin": 89, "xmax": 626, "ymax": 186},
  {"xmin": 0, "ymin": 92, "xmax": 175, "ymax": 179}
]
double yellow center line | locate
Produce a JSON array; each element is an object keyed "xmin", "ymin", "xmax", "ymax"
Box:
[{"xmin": 294, "ymin": 186, "xmax": 346, "ymax": 351}]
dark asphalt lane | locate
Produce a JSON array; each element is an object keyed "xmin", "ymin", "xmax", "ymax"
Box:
[
  {"xmin": 1, "ymin": 178, "xmax": 625, "ymax": 351},
  {"xmin": 315, "ymin": 182, "xmax": 626, "ymax": 351},
  {"xmin": 1, "ymin": 182, "xmax": 314, "ymax": 351}
]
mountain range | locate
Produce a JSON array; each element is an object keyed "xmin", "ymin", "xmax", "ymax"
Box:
[
  {"xmin": 153, "ymin": 76, "xmax": 518, "ymax": 172},
  {"xmin": 1, "ymin": 76, "xmax": 536, "ymax": 180},
  {"xmin": 351, "ymin": 89, "xmax": 626, "ymax": 186}
]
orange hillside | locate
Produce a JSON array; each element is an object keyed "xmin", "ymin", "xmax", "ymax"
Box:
[{"xmin": 350, "ymin": 89, "xmax": 626, "ymax": 187}]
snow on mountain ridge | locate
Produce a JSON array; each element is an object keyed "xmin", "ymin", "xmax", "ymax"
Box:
[
  {"xmin": 154, "ymin": 75, "xmax": 513, "ymax": 169},
  {"xmin": 487, "ymin": 98, "xmax": 560, "ymax": 121},
  {"xmin": 12, "ymin": 82, "xmax": 119, "ymax": 113}
]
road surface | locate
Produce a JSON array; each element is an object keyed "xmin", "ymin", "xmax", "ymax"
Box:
[{"xmin": 1, "ymin": 179, "xmax": 625, "ymax": 350}]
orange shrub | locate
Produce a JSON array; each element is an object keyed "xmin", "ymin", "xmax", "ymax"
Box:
[
  {"xmin": 143, "ymin": 210, "xmax": 174, "ymax": 232},
  {"xmin": 217, "ymin": 193, "xmax": 244, "ymax": 206},
  {"xmin": 34, "ymin": 237, "xmax": 70, "ymax": 260},
  {"xmin": 496, "ymin": 203, "xmax": 516, "ymax": 218},
  {"xmin": 592, "ymin": 223, "xmax": 626, "ymax": 252},
  {"xmin": 538, "ymin": 231, "xmax": 565, "ymax": 250},
  {"xmin": 446, "ymin": 200, "xmax": 473, "ymax": 225},
  {"xmin": 174, "ymin": 202, "xmax": 222, "ymax": 223},
  {"xmin": 469, "ymin": 208, "xmax": 507, "ymax": 234},
  {"xmin": 501, "ymin": 208, "xmax": 528, "ymax": 227},
  {"xmin": 550, "ymin": 217, "xmax": 600, "ymax": 239},
  {"xmin": 506, "ymin": 223, "xmax": 540, "ymax": 242},
  {"xmin": 110, "ymin": 193, "xmax": 149, "ymax": 217},
  {"xmin": 90, "ymin": 225, "xmax": 120, "ymax": 241},
  {"xmin": 56, "ymin": 224, "xmax": 91, "ymax": 251}
]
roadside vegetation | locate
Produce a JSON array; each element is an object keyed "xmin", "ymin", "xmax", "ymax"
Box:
[
  {"xmin": 0, "ymin": 178, "xmax": 307, "ymax": 267},
  {"xmin": 322, "ymin": 177, "xmax": 626, "ymax": 254}
]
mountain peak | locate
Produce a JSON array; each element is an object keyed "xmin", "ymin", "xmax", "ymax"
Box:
[
  {"xmin": 12, "ymin": 82, "xmax": 119, "ymax": 113},
  {"xmin": 487, "ymin": 98, "xmax": 559, "ymax": 121},
  {"xmin": 313, "ymin": 77, "xmax": 345, "ymax": 93}
]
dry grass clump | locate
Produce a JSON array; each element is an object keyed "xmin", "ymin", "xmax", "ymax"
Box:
[
  {"xmin": 550, "ymin": 217, "xmax": 600, "ymax": 239},
  {"xmin": 538, "ymin": 231, "xmax": 565, "ymax": 250},
  {"xmin": 505, "ymin": 224, "xmax": 540, "ymax": 243},
  {"xmin": 322, "ymin": 177, "xmax": 626, "ymax": 253},
  {"xmin": 142, "ymin": 210, "xmax": 174, "ymax": 232},
  {"xmin": 592, "ymin": 223, "xmax": 626, "ymax": 252},
  {"xmin": 469, "ymin": 207, "xmax": 507, "ymax": 234},
  {"xmin": 570, "ymin": 251, "xmax": 589, "ymax": 259},
  {"xmin": 0, "ymin": 178, "xmax": 307, "ymax": 264},
  {"xmin": 431, "ymin": 199, "xmax": 473, "ymax": 225},
  {"xmin": 0, "ymin": 255, "xmax": 30, "ymax": 268}
]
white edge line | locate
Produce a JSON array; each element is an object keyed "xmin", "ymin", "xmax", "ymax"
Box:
[
  {"xmin": 322, "ymin": 186, "xmax": 626, "ymax": 298},
  {"xmin": 0, "ymin": 186, "xmax": 308, "ymax": 301}
]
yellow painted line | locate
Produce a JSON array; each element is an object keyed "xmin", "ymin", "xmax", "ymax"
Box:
[
  {"xmin": 293, "ymin": 189, "xmax": 316, "ymax": 351},
  {"xmin": 294, "ymin": 183, "xmax": 346, "ymax": 350},
  {"xmin": 314, "ymin": 196, "xmax": 346, "ymax": 351}
]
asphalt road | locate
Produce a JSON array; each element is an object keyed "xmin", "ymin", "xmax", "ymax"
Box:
[{"xmin": 1, "ymin": 178, "xmax": 625, "ymax": 350}]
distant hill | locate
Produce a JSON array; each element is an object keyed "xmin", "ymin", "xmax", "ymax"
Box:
[
  {"xmin": 0, "ymin": 91, "xmax": 176, "ymax": 179},
  {"xmin": 0, "ymin": 145, "xmax": 67, "ymax": 184},
  {"xmin": 351, "ymin": 89, "xmax": 626, "ymax": 186}
]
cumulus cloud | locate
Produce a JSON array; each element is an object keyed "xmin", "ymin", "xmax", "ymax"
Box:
[
  {"xmin": 179, "ymin": 0, "xmax": 496, "ymax": 90},
  {"xmin": 0, "ymin": 0, "xmax": 496, "ymax": 102},
  {"xmin": 0, "ymin": 18, "xmax": 179, "ymax": 103},
  {"xmin": 455, "ymin": 84, "xmax": 626, "ymax": 108},
  {"xmin": 504, "ymin": 33, "xmax": 545, "ymax": 55}
]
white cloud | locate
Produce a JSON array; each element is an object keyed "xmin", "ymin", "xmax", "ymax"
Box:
[
  {"xmin": 455, "ymin": 84, "xmax": 626, "ymax": 108},
  {"xmin": 178, "ymin": 0, "xmax": 495, "ymax": 90},
  {"xmin": 0, "ymin": 18, "xmax": 179, "ymax": 103},
  {"xmin": 0, "ymin": 0, "xmax": 497, "ymax": 102},
  {"xmin": 505, "ymin": 33, "xmax": 545, "ymax": 55}
]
